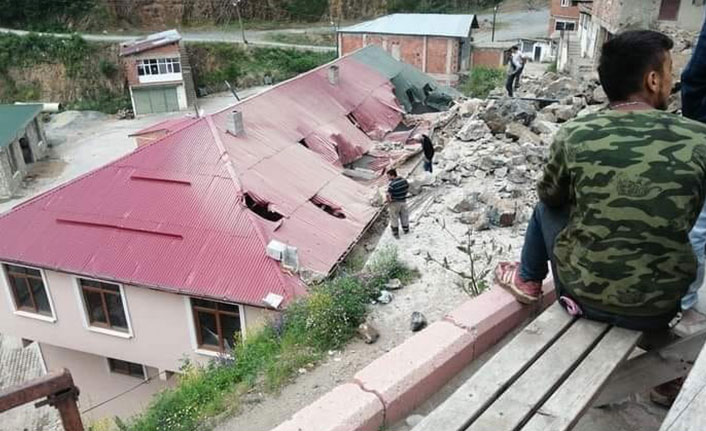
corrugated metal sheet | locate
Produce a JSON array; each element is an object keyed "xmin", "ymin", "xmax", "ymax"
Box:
[
  {"xmin": 0, "ymin": 104, "xmax": 42, "ymax": 148},
  {"xmin": 339, "ymin": 13, "xmax": 479, "ymax": 38},
  {"xmin": 0, "ymin": 52, "xmax": 413, "ymax": 308},
  {"xmin": 120, "ymin": 29, "xmax": 181, "ymax": 57}
]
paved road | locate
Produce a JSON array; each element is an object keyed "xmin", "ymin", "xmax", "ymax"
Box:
[
  {"xmin": 0, "ymin": 26, "xmax": 336, "ymax": 52},
  {"xmin": 0, "ymin": 7, "xmax": 549, "ymax": 52},
  {"xmin": 474, "ymin": 7, "xmax": 550, "ymax": 42}
]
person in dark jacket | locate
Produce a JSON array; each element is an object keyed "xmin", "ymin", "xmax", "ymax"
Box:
[
  {"xmin": 418, "ymin": 133, "xmax": 435, "ymax": 173},
  {"xmin": 386, "ymin": 168, "xmax": 409, "ymax": 238}
]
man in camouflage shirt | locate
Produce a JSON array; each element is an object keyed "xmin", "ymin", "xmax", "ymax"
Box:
[{"xmin": 496, "ymin": 30, "xmax": 706, "ymax": 331}]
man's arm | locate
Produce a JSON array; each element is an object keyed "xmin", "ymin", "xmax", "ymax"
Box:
[
  {"xmin": 537, "ymin": 130, "xmax": 570, "ymax": 208},
  {"xmin": 682, "ymin": 16, "xmax": 706, "ymax": 123}
]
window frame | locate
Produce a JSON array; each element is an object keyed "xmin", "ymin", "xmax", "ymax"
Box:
[
  {"xmin": 136, "ymin": 57, "xmax": 182, "ymax": 77},
  {"xmin": 186, "ymin": 297, "xmax": 245, "ymax": 356},
  {"xmin": 1, "ymin": 262, "xmax": 56, "ymax": 322},
  {"xmin": 75, "ymin": 276, "xmax": 133, "ymax": 339},
  {"xmin": 560, "ymin": 0, "xmax": 571, "ymax": 6},
  {"xmin": 555, "ymin": 20, "xmax": 577, "ymax": 31},
  {"xmin": 107, "ymin": 357, "xmax": 147, "ymax": 380}
]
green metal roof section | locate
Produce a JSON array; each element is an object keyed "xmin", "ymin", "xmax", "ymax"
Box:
[
  {"xmin": 0, "ymin": 104, "xmax": 42, "ymax": 148},
  {"xmin": 350, "ymin": 45, "xmax": 461, "ymax": 113}
]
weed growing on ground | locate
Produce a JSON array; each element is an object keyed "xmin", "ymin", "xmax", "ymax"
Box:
[
  {"xmin": 459, "ymin": 66, "xmax": 506, "ymax": 99},
  {"xmin": 122, "ymin": 246, "xmax": 416, "ymax": 431}
]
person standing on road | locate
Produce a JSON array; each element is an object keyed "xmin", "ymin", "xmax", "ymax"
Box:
[
  {"xmin": 505, "ymin": 46, "xmax": 522, "ymax": 97},
  {"xmin": 419, "ymin": 133, "xmax": 435, "ymax": 173},
  {"xmin": 386, "ymin": 168, "xmax": 410, "ymax": 239}
]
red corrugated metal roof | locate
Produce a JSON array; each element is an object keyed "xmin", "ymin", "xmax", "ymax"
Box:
[{"xmin": 0, "ymin": 54, "xmax": 404, "ymax": 308}]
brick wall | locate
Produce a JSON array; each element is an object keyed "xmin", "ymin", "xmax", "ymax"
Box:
[
  {"xmin": 472, "ymin": 48, "xmax": 504, "ymax": 68},
  {"xmin": 341, "ymin": 34, "xmax": 364, "ymax": 55},
  {"xmin": 551, "ymin": 0, "xmax": 580, "ymax": 19},
  {"xmin": 426, "ymin": 37, "xmax": 448, "ymax": 74},
  {"xmin": 123, "ymin": 42, "xmax": 182, "ymax": 86}
]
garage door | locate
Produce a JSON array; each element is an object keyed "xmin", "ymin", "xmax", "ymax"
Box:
[{"xmin": 132, "ymin": 86, "xmax": 180, "ymax": 115}]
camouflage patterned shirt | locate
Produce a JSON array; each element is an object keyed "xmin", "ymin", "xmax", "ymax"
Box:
[{"xmin": 538, "ymin": 109, "xmax": 706, "ymax": 317}]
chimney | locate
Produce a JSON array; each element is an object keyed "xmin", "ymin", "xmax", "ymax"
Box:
[
  {"xmin": 228, "ymin": 110, "xmax": 244, "ymax": 136},
  {"xmin": 328, "ymin": 65, "xmax": 339, "ymax": 85}
]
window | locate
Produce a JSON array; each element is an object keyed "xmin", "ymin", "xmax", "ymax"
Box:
[
  {"xmin": 136, "ymin": 58, "xmax": 181, "ymax": 76},
  {"xmin": 79, "ymin": 279, "xmax": 129, "ymax": 332},
  {"xmin": 561, "ymin": 0, "xmax": 571, "ymax": 6},
  {"xmin": 108, "ymin": 358, "xmax": 145, "ymax": 379},
  {"xmin": 191, "ymin": 298, "xmax": 241, "ymax": 352},
  {"xmin": 4, "ymin": 264, "xmax": 52, "ymax": 316},
  {"xmin": 555, "ymin": 20, "xmax": 577, "ymax": 31}
]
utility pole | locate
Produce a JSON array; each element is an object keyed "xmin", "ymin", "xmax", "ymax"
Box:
[
  {"xmin": 233, "ymin": 0, "xmax": 248, "ymax": 45},
  {"xmin": 491, "ymin": 4, "xmax": 499, "ymax": 42}
]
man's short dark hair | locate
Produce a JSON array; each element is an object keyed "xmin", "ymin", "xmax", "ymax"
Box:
[
  {"xmin": 598, "ymin": 30, "xmax": 673, "ymax": 102},
  {"xmin": 387, "ymin": 168, "xmax": 398, "ymax": 177}
]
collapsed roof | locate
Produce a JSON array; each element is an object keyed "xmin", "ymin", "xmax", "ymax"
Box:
[{"xmin": 0, "ymin": 47, "xmax": 458, "ymax": 308}]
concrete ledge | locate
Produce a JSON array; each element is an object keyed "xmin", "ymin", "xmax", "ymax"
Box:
[
  {"xmin": 270, "ymin": 383, "xmax": 384, "ymax": 431},
  {"xmin": 269, "ymin": 282, "xmax": 557, "ymax": 431},
  {"xmin": 354, "ymin": 320, "xmax": 476, "ymax": 424}
]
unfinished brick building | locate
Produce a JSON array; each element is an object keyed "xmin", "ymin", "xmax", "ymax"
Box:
[{"xmin": 338, "ymin": 14, "xmax": 479, "ymax": 86}]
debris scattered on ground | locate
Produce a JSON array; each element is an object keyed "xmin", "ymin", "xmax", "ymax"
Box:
[
  {"xmin": 385, "ymin": 278, "xmax": 403, "ymax": 290},
  {"xmin": 377, "ymin": 290, "xmax": 393, "ymax": 304},
  {"xmin": 410, "ymin": 311, "xmax": 427, "ymax": 332},
  {"xmin": 406, "ymin": 414, "xmax": 425, "ymax": 428},
  {"xmin": 357, "ymin": 322, "xmax": 380, "ymax": 344}
]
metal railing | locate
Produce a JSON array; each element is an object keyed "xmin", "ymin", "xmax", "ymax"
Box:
[{"xmin": 0, "ymin": 368, "xmax": 84, "ymax": 431}]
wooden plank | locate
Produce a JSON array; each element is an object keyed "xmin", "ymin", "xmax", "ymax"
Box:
[
  {"xmin": 522, "ymin": 326, "xmax": 641, "ymax": 431},
  {"xmin": 467, "ymin": 319, "xmax": 609, "ymax": 431},
  {"xmin": 413, "ymin": 303, "xmax": 575, "ymax": 431},
  {"xmin": 659, "ymin": 345, "xmax": 706, "ymax": 431},
  {"xmin": 595, "ymin": 329, "xmax": 706, "ymax": 406}
]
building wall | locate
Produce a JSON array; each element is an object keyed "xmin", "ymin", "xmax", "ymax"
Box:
[
  {"xmin": 592, "ymin": 0, "xmax": 658, "ymax": 34},
  {"xmin": 0, "ymin": 267, "xmax": 276, "ymax": 375},
  {"xmin": 0, "ymin": 140, "xmax": 27, "ymax": 199},
  {"xmin": 471, "ymin": 48, "xmax": 505, "ymax": 68},
  {"xmin": 340, "ymin": 32, "xmax": 462, "ymax": 84},
  {"xmin": 40, "ymin": 343, "xmax": 174, "ymax": 422},
  {"xmin": 671, "ymin": 0, "xmax": 706, "ymax": 31},
  {"xmin": 549, "ymin": 0, "xmax": 580, "ymax": 36},
  {"xmin": 123, "ymin": 42, "xmax": 182, "ymax": 87}
]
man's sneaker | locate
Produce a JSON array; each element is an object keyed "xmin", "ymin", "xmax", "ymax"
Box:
[
  {"xmin": 402, "ymin": 226, "xmax": 410, "ymax": 234},
  {"xmin": 494, "ymin": 261, "xmax": 542, "ymax": 304},
  {"xmin": 650, "ymin": 378, "xmax": 684, "ymax": 408},
  {"xmin": 391, "ymin": 227, "xmax": 400, "ymax": 239}
]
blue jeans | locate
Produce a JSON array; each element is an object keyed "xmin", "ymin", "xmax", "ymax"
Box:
[
  {"xmin": 519, "ymin": 202, "xmax": 569, "ymax": 285},
  {"xmin": 423, "ymin": 158, "xmax": 433, "ymax": 173},
  {"xmin": 684, "ymin": 203, "xmax": 706, "ymax": 309}
]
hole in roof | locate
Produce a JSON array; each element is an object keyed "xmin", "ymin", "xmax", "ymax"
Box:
[
  {"xmin": 244, "ymin": 193, "xmax": 283, "ymax": 222},
  {"xmin": 298, "ymin": 138, "xmax": 309, "ymax": 149},
  {"xmin": 311, "ymin": 196, "xmax": 346, "ymax": 219}
]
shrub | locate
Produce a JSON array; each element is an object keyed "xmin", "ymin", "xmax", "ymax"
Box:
[{"xmin": 460, "ymin": 66, "xmax": 505, "ymax": 99}]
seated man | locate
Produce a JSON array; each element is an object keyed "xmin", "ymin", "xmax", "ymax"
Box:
[{"xmin": 495, "ymin": 30, "xmax": 706, "ymax": 331}]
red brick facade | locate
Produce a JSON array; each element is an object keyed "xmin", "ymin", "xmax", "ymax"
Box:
[
  {"xmin": 123, "ymin": 42, "xmax": 181, "ymax": 86},
  {"xmin": 471, "ymin": 48, "xmax": 505, "ymax": 68},
  {"xmin": 549, "ymin": 0, "xmax": 580, "ymax": 35},
  {"xmin": 339, "ymin": 33, "xmax": 461, "ymax": 77}
]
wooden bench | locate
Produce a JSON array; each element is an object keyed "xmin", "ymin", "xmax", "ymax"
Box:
[{"xmin": 413, "ymin": 302, "xmax": 706, "ymax": 431}]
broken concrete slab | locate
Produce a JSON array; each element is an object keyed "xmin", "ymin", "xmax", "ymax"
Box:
[
  {"xmin": 456, "ymin": 119, "xmax": 491, "ymax": 141},
  {"xmin": 505, "ymin": 122, "xmax": 542, "ymax": 145}
]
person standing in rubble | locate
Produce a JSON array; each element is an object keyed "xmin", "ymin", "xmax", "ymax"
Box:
[
  {"xmin": 418, "ymin": 133, "xmax": 435, "ymax": 173},
  {"xmin": 386, "ymin": 168, "xmax": 409, "ymax": 239},
  {"xmin": 505, "ymin": 46, "xmax": 523, "ymax": 97}
]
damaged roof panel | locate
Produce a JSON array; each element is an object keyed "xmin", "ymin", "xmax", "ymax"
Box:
[{"xmin": 339, "ymin": 13, "xmax": 480, "ymax": 38}]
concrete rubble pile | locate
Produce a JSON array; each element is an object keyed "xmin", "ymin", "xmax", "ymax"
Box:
[{"xmin": 409, "ymin": 72, "xmax": 609, "ymax": 235}]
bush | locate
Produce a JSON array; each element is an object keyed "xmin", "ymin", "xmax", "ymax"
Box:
[
  {"xmin": 460, "ymin": 66, "xmax": 505, "ymax": 99},
  {"xmin": 123, "ymin": 246, "xmax": 416, "ymax": 431}
]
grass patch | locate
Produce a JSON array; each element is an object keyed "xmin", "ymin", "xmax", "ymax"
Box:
[
  {"xmin": 265, "ymin": 31, "xmax": 336, "ymax": 47},
  {"xmin": 187, "ymin": 43, "xmax": 336, "ymax": 93},
  {"xmin": 120, "ymin": 246, "xmax": 416, "ymax": 431},
  {"xmin": 459, "ymin": 66, "xmax": 506, "ymax": 99}
]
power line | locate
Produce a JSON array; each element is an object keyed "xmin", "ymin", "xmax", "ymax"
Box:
[{"xmin": 80, "ymin": 370, "xmax": 167, "ymax": 414}]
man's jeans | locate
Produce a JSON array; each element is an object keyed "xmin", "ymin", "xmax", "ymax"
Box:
[
  {"xmin": 685, "ymin": 203, "xmax": 706, "ymax": 309},
  {"xmin": 519, "ymin": 202, "xmax": 568, "ymax": 284},
  {"xmin": 423, "ymin": 157, "xmax": 433, "ymax": 173}
]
